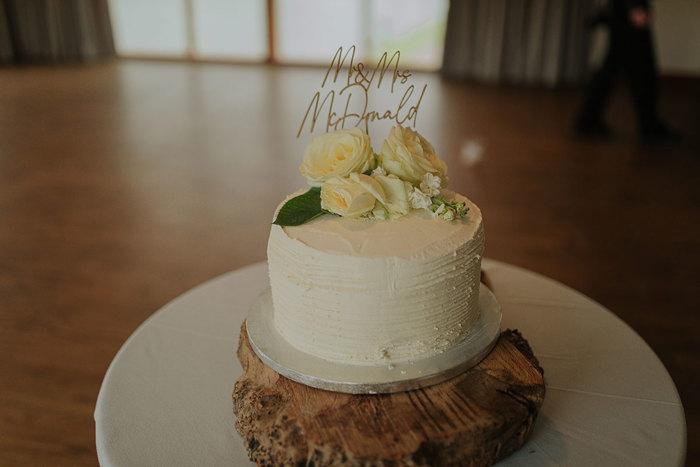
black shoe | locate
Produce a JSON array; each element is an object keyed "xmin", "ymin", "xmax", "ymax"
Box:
[
  {"xmin": 640, "ymin": 123, "xmax": 683, "ymax": 145},
  {"xmin": 573, "ymin": 120, "xmax": 612, "ymax": 139}
]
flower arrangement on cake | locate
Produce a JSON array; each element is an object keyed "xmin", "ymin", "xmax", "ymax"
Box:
[{"xmin": 273, "ymin": 125, "xmax": 469, "ymax": 226}]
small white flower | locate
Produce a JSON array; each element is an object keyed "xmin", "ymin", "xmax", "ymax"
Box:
[
  {"xmin": 420, "ymin": 173, "xmax": 441, "ymax": 197},
  {"xmin": 408, "ymin": 187, "xmax": 432, "ymax": 210},
  {"xmin": 441, "ymin": 209, "xmax": 455, "ymax": 221},
  {"xmin": 372, "ymin": 166, "xmax": 387, "ymax": 177}
]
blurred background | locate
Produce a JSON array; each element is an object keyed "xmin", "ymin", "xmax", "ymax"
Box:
[
  {"xmin": 3, "ymin": 0, "xmax": 699, "ymax": 74},
  {"xmin": 1, "ymin": 0, "xmax": 698, "ymax": 465}
]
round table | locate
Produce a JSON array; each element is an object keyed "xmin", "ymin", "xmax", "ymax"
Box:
[{"xmin": 94, "ymin": 260, "xmax": 686, "ymax": 466}]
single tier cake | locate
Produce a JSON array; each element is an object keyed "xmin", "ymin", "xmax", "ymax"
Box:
[
  {"xmin": 267, "ymin": 125, "xmax": 485, "ymax": 365},
  {"xmin": 268, "ymin": 193, "xmax": 484, "ymax": 364}
]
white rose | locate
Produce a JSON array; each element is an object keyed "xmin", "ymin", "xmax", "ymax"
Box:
[
  {"xmin": 320, "ymin": 175, "xmax": 383, "ymax": 217},
  {"xmin": 349, "ymin": 173, "xmax": 387, "ymax": 206},
  {"xmin": 372, "ymin": 175, "xmax": 410, "ymax": 219},
  {"xmin": 379, "ymin": 125, "xmax": 448, "ymax": 186},
  {"xmin": 300, "ymin": 128, "xmax": 375, "ymax": 186}
]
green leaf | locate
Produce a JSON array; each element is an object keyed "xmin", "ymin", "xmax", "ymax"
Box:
[{"xmin": 272, "ymin": 187, "xmax": 325, "ymax": 226}]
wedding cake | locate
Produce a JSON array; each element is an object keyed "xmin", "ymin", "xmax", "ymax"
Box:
[{"xmin": 267, "ymin": 125, "xmax": 484, "ymax": 365}]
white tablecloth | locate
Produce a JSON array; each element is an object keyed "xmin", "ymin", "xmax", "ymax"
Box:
[{"xmin": 94, "ymin": 260, "xmax": 686, "ymax": 466}]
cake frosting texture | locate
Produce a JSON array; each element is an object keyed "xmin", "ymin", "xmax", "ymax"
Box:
[{"xmin": 267, "ymin": 192, "xmax": 484, "ymax": 365}]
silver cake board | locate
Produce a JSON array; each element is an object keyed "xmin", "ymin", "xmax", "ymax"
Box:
[{"xmin": 246, "ymin": 284, "xmax": 502, "ymax": 394}]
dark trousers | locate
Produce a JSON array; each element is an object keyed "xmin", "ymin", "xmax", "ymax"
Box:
[{"xmin": 577, "ymin": 26, "xmax": 660, "ymax": 132}]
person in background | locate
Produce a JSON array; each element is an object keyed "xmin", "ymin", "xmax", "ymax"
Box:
[{"xmin": 574, "ymin": 0, "xmax": 679, "ymax": 143}]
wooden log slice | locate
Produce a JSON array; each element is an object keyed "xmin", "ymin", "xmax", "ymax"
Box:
[{"xmin": 233, "ymin": 322, "xmax": 545, "ymax": 466}]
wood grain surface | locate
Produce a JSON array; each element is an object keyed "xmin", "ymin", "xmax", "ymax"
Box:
[
  {"xmin": 233, "ymin": 322, "xmax": 545, "ymax": 466},
  {"xmin": 0, "ymin": 60, "xmax": 698, "ymax": 465}
]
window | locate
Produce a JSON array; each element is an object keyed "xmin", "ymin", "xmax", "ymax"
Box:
[
  {"xmin": 110, "ymin": 0, "xmax": 189, "ymax": 57},
  {"xmin": 274, "ymin": 0, "xmax": 362, "ymax": 64},
  {"xmin": 109, "ymin": 0, "xmax": 448, "ymax": 70},
  {"xmin": 192, "ymin": 0, "xmax": 268, "ymax": 60}
]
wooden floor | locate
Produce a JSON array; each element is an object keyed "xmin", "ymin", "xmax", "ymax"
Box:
[{"xmin": 0, "ymin": 60, "xmax": 698, "ymax": 465}]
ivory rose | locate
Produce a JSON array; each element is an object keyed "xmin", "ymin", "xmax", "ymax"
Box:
[
  {"xmin": 320, "ymin": 174, "xmax": 384, "ymax": 217},
  {"xmin": 371, "ymin": 175, "xmax": 410, "ymax": 219},
  {"xmin": 350, "ymin": 172, "xmax": 409, "ymax": 219},
  {"xmin": 300, "ymin": 128, "xmax": 374, "ymax": 186},
  {"xmin": 379, "ymin": 125, "xmax": 448, "ymax": 186}
]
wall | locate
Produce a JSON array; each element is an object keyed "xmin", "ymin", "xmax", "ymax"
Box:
[{"xmin": 653, "ymin": 0, "xmax": 700, "ymax": 75}]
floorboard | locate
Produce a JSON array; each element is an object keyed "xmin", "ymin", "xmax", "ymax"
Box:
[{"xmin": 0, "ymin": 60, "xmax": 697, "ymax": 465}]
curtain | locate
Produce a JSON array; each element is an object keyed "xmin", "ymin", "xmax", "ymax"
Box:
[
  {"xmin": 0, "ymin": 0, "xmax": 114, "ymax": 64},
  {"xmin": 442, "ymin": 0, "xmax": 594, "ymax": 87}
]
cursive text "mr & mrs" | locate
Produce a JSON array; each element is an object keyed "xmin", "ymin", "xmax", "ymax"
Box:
[{"xmin": 297, "ymin": 46, "xmax": 426, "ymax": 137}]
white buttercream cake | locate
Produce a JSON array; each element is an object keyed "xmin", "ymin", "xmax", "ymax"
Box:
[{"xmin": 267, "ymin": 191, "xmax": 485, "ymax": 365}]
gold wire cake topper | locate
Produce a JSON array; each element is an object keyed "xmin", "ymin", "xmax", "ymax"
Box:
[{"xmin": 297, "ymin": 45, "xmax": 427, "ymax": 137}]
